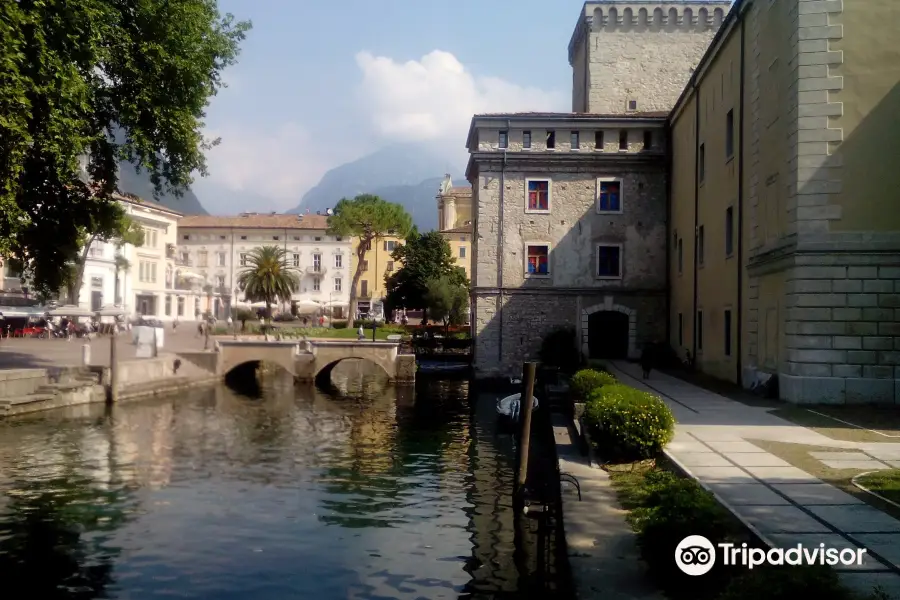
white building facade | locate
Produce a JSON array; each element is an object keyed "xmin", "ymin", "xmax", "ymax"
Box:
[{"xmin": 175, "ymin": 213, "xmax": 352, "ymax": 318}]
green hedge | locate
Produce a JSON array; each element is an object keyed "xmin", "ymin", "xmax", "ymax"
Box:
[
  {"xmin": 570, "ymin": 368, "xmax": 617, "ymax": 400},
  {"xmin": 583, "ymin": 384, "xmax": 674, "ymax": 461}
]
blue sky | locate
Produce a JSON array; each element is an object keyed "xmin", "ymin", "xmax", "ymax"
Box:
[{"xmin": 194, "ymin": 0, "xmax": 582, "ymax": 213}]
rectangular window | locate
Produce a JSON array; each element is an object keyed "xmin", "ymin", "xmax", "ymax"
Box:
[
  {"xmin": 523, "ymin": 130, "xmax": 532, "ymax": 149},
  {"xmin": 91, "ymin": 291, "xmax": 103, "ymax": 312},
  {"xmin": 526, "ymin": 179, "xmax": 550, "ymax": 212},
  {"xmin": 383, "ymin": 240, "xmax": 397, "ymax": 252},
  {"xmin": 164, "ymin": 295, "xmax": 172, "ymax": 316},
  {"xmin": 90, "ymin": 276, "xmax": 103, "ymax": 288},
  {"xmin": 597, "ymin": 179, "xmax": 622, "ymax": 212},
  {"xmin": 546, "ymin": 130, "xmax": 556, "ymax": 149},
  {"xmin": 216, "ymin": 252, "xmax": 226, "ymax": 267},
  {"xmin": 197, "ymin": 251, "xmax": 208, "ymax": 268},
  {"xmin": 239, "ymin": 253, "xmax": 247, "ymax": 267},
  {"xmin": 699, "ymin": 143, "xmax": 706, "ymax": 182},
  {"xmin": 725, "ymin": 109, "xmax": 734, "ymax": 158},
  {"xmin": 361, "ymin": 280, "xmax": 369, "ymax": 297},
  {"xmin": 459, "ymin": 246, "xmax": 466, "ymax": 258},
  {"xmin": 292, "ymin": 253, "xmax": 300, "ymax": 267},
  {"xmin": 386, "ymin": 261, "xmax": 394, "ymax": 272},
  {"xmin": 272, "ymin": 236, "xmax": 279, "ymax": 241},
  {"xmin": 499, "ymin": 130, "xmax": 508, "ymax": 149},
  {"xmin": 525, "ymin": 244, "xmax": 550, "ymax": 275},
  {"xmin": 180, "ymin": 252, "xmax": 189, "ymax": 265},
  {"xmin": 334, "ymin": 254, "xmax": 343, "ymax": 268},
  {"xmin": 698, "ymin": 226, "xmax": 705, "ymax": 266},
  {"xmin": 313, "ymin": 253, "xmax": 322, "ymax": 271},
  {"xmin": 594, "ymin": 130, "xmax": 604, "ymax": 150},
  {"xmin": 150, "ymin": 263, "xmax": 157, "ymax": 283},
  {"xmin": 697, "ymin": 311, "xmax": 703, "ymax": 351},
  {"xmin": 628, "ymin": 99, "xmax": 638, "ymax": 111},
  {"xmin": 570, "ymin": 131, "xmax": 579, "ymax": 150},
  {"xmin": 334, "ymin": 278, "xmax": 342, "ymax": 292},
  {"xmin": 596, "ymin": 245, "xmax": 622, "ymax": 278},
  {"xmin": 678, "ymin": 313, "xmax": 684, "ymax": 346},
  {"xmin": 619, "ymin": 131, "xmax": 628, "ymax": 150},
  {"xmin": 220, "ymin": 235, "xmax": 226, "ymax": 240},
  {"xmin": 677, "ymin": 239, "xmax": 683, "ymax": 274},
  {"xmin": 182, "ymin": 234, "xmax": 190, "ymax": 241},
  {"xmin": 643, "ymin": 131, "xmax": 652, "ymax": 150},
  {"xmin": 724, "ymin": 310, "xmax": 732, "ymax": 356},
  {"xmin": 725, "ymin": 207, "xmax": 734, "ymax": 256},
  {"xmin": 177, "ymin": 296, "xmax": 184, "ymax": 317},
  {"xmin": 313, "ymin": 277, "xmax": 320, "ymax": 292},
  {"xmin": 362, "ymin": 260, "xmax": 369, "ymax": 272},
  {"xmin": 216, "ymin": 275, "xmax": 226, "ymax": 287},
  {"xmin": 240, "ymin": 235, "xmax": 247, "ymax": 240}
]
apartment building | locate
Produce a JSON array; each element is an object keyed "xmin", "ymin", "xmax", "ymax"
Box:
[
  {"xmin": 176, "ymin": 213, "xmax": 352, "ymax": 318},
  {"xmin": 351, "ymin": 234, "xmax": 404, "ymax": 319},
  {"xmin": 436, "ymin": 175, "xmax": 473, "ymax": 281}
]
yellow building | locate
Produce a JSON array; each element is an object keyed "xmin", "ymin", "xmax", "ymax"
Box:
[
  {"xmin": 668, "ymin": 0, "xmax": 900, "ymax": 403},
  {"xmin": 351, "ymin": 234, "xmax": 404, "ymax": 318},
  {"xmin": 436, "ymin": 175, "xmax": 472, "ymax": 281}
]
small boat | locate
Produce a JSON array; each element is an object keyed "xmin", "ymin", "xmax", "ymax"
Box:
[{"xmin": 496, "ymin": 393, "xmax": 539, "ymax": 422}]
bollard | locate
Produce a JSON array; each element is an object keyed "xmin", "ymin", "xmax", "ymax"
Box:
[
  {"xmin": 82, "ymin": 343, "xmax": 91, "ymax": 366},
  {"xmin": 515, "ymin": 362, "xmax": 538, "ymax": 494}
]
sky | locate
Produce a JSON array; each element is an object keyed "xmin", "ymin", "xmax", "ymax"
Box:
[{"xmin": 193, "ymin": 0, "xmax": 582, "ymax": 214}]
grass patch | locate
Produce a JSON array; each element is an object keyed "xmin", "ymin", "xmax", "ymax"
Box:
[
  {"xmin": 212, "ymin": 327, "xmax": 398, "ymax": 340},
  {"xmin": 855, "ymin": 469, "xmax": 900, "ymax": 506},
  {"xmin": 769, "ymin": 406, "xmax": 900, "ymax": 443}
]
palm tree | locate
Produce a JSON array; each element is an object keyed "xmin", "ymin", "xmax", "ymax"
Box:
[{"xmin": 236, "ymin": 246, "xmax": 299, "ymax": 339}]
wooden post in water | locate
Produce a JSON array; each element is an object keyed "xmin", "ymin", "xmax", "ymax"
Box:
[
  {"xmin": 109, "ymin": 326, "xmax": 119, "ymax": 404},
  {"xmin": 515, "ymin": 362, "xmax": 538, "ymax": 494}
]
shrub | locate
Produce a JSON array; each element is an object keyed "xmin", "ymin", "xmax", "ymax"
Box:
[
  {"xmin": 716, "ymin": 565, "xmax": 856, "ymax": 600},
  {"xmin": 538, "ymin": 327, "xmax": 580, "ymax": 373},
  {"xmin": 583, "ymin": 384, "xmax": 674, "ymax": 461},
  {"xmin": 331, "ymin": 320, "xmax": 348, "ymax": 329},
  {"xmin": 570, "ymin": 368, "xmax": 617, "ymax": 400}
]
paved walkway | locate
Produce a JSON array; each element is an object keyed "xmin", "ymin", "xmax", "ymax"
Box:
[{"xmin": 607, "ymin": 361, "xmax": 900, "ymax": 598}]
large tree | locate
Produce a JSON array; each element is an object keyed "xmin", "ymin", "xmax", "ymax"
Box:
[
  {"xmin": 385, "ymin": 231, "xmax": 468, "ymax": 317},
  {"xmin": 424, "ymin": 276, "xmax": 469, "ymax": 331},
  {"xmin": 236, "ymin": 246, "xmax": 299, "ymax": 336},
  {"xmin": 0, "ymin": 0, "xmax": 250, "ymax": 297},
  {"xmin": 326, "ymin": 194, "xmax": 413, "ymax": 320},
  {"xmin": 66, "ymin": 211, "xmax": 145, "ymax": 305}
]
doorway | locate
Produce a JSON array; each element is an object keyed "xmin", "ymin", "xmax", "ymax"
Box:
[{"xmin": 587, "ymin": 310, "xmax": 629, "ymax": 359}]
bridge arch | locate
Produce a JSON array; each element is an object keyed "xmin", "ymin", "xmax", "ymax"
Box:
[
  {"xmin": 221, "ymin": 356, "xmax": 297, "ymax": 377},
  {"xmin": 313, "ymin": 357, "xmax": 393, "ymax": 383}
]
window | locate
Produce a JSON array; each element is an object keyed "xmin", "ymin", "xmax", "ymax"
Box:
[
  {"xmin": 725, "ymin": 109, "xmax": 734, "ymax": 158},
  {"xmin": 293, "ymin": 236, "xmax": 301, "ymax": 241},
  {"xmin": 216, "ymin": 252, "xmax": 226, "ymax": 267},
  {"xmin": 194, "ymin": 298, "xmax": 200, "ymax": 317},
  {"xmin": 628, "ymin": 99, "xmax": 638, "ymax": 111},
  {"xmin": 459, "ymin": 246, "xmax": 466, "ymax": 258},
  {"xmin": 239, "ymin": 253, "xmax": 247, "ymax": 267},
  {"xmin": 597, "ymin": 179, "xmax": 622, "ymax": 213},
  {"xmin": 335, "ymin": 236, "xmax": 343, "ymax": 242},
  {"xmin": 678, "ymin": 313, "xmax": 684, "ymax": 346},
  {"xmin": 272, "ymin": 236, "xmax": 279, "ymax": 241},
  {"xmin": 699, "ymin": 143, "xmax": 706, "ymax": 182},
  {"xmin": 334, "ymin": 277, "xmax": 342, "ymax": 292},
  {"xmin": 180, "ymin": 252, "xmax": 189, "ymax": 264},
  {"xmin": 165, "ymin": 295, "xmax": 172, "ymax": 316},
  {"xmin": 594, "ymin": 130, "xmax": 604, "ymax": 150},
  {"xmin": 314, "ymin": 236, "xmax": 322, "ymax": 242},
  {"xmin": 240, "ymin": 235, "xmax": 247, "ymax": 240},
  {"xmin": 313, "ymin": 253, "xmax": 322, "ymax": 272},
  {"xmin": 546, "ymin": 130, "xmax": 556, "ymax": 149},
  {"xmin": 619, "ymin": 131, "xmax": 628, "ymax": 150},
  {"xmin": 677, "ymin": 238, "xmax": 683, "ymax": 274},
  {"xmin": 697, "ymin": 311, "xmax": 703, "ymax": 351},
  {"xmin": 292, "ymin": 253, "xmax": 300, "ymax": 267},
  {"xmin": 383, "ymin": 240, "xmax": 397, "ymax": 252},
  {"xmin": 596, "ymin": 245, "xmax": 622, "ymax": 278},
  {"xmin": 177, "ymin": 296, "xmax": 184, "ymax": 317},
  {"xmin": 525, "ymin": 244, "xmax": 550, "ymax": 275},
  {"xmin": 725, "ymin": 207, "xmax": 734, "ymax": 256},
  {"xmin": 386, "ymin": 261, "xmax": 394, "ymax": 272},
  {"xmin": 197, "ymin": 251, "xmax": 208, "ymax": 268},
  {"xmin": 362, "ymin": 260, "xmax": 369, "ymax": 272},
  {"xmin": 724, "ymin": 310, "xmax": 732, "ymax": 356},
  {"xmin": 499, "ymin": 130, "xmax": 508, "ymax": 149},
  {"xmin": 219, "ymin": 235, "xmax": 226, "ymax": 240},
  {"xmin": 526, "ymin": 179, "xmax": 550, "ymax": 212},
  {"xmin": 90, "ymin": 276, "xmax": 103, "ymax": 288},
  {"xmin": 570, "ymin": 131, "xmax": 579, "ymax": 150},
  {"xmin": 334, "ymin": 254, "xmax": 343, "ymax": 268},
  {"xmin": 643, "ymin": 131, "xmax": 652, "ymax": 150},
  {"xmin": 313, "ymin": 277, "xmax": 320, "ymax": 292},
  {"xmin": 523, "ymin": 130, "xmax": 532, "ymax": 149},
  {"xmin": 698, "ymin": 226, "xmax": 705, "ymax": 266},
  {"xmin": 361, "ymin": 280, "xmax": 369, "ymax": 297},
  {"xmin": 364, "ymin": 240, "xmax": 372, "ymax": 251},
  {"xmin": 182, "ymin": 234, "xmax": 190, "ymax": 241},
  {"xmin": 216, "ymin": 275, "xmax": 226, "ymax": 287}
]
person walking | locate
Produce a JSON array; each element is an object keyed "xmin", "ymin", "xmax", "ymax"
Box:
[{"xmin": 640, "ymin": 343, "xmax": 655, "ymax": 379}]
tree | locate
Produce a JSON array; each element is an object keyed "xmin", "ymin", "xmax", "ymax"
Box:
[
  {"xmin": 236, "ymin": 246, "xmax": 299, "ymax": 335},
  {"xmin": 327, "ymin": 194, "xmax": 413, "ymax": 320},
  {"xmin": 424, "ymin": 276, "xmax": 469, "ymax": 332},
  {"xmin": 0, "ymin": 1, "xmax": 250, "ymax": 297},
  {"xmin": 385, "ymin": 231, "xmax": 468, "ymax": 317},
  {"xmin": 66, "ymin": 212, "xmax": 145, "ymax": 305}
]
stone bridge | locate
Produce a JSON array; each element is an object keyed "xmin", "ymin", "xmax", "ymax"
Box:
[{"xmin": 215, "ymin": 339, "xmax": 416, "ymax": 383}]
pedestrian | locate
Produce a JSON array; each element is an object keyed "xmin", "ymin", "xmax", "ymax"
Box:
[
  {"xmin": 357, "ymin": 325, "xmax": 365, "ymax": 340},
  {"xmin": 640, "ymin": 342, "xmax": 655, "ymax": 379},
  {"xmin": 197, "ymin": 322, "xmax": 203, "ymax": 337}
]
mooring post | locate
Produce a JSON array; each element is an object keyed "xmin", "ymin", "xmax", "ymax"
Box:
[
  {"xmin": 108, "ymin": 326, "xmax": 119, "ymax": 404},
  {"xmin": 515, "ymin": 361, "xmax": 538, "ymax": 497}
]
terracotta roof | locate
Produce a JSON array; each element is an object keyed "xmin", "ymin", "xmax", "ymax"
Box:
[
  {"xmin": 440, "ymin": 224, "xmax": 473, "ymax": 234},
  {"xmin": 177, "ymin": 213, "xmax": 330, "ymax": 230},
  {"xmin": 473, "ymin": 111, "xmax": 669, "ymax": 119}
]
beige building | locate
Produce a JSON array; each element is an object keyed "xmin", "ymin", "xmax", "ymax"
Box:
[
  {"xmin": 351, "ymin": 234, "xmax": 404, "ymax": 319},
  {"xmin": 669, "ymin": 0, "xmax": 900, "ymax": 403},
  {"xmin": 436, "ymin": 175, "xmax": 473, "ymax": 281}
]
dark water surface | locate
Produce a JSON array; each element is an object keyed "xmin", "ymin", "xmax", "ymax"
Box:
[{"xmin": 0, "ymin": 369, "xmax": 562, "ymax": 599}]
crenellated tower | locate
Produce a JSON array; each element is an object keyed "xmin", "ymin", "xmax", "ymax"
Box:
[{"xmin": 569, "ymin": 1, "xmax": 731, "ymax": 114}]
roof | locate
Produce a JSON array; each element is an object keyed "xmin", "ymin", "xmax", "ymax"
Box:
[
  {"xmin": 473, "ymin": 111, "xmax": 669, "ymax": 119},
  {"xmin": 177, "ymin": 213, "xmax": 330, "ymax": 230},
  {"xmin": 440, "ymin": 224, "xmax": 473, "ymax": 234},
  {"xmin": 114, "ymin": 193, "xmax": 184, "ymax": 217},
  {"xmin": 441, "ymin": 185, "xmax": 472, "ymax": 198}
]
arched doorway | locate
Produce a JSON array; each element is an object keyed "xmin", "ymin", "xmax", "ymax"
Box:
[{"xmin": 587, "ymin": 310, "xmax": 630, "ymax": 359}]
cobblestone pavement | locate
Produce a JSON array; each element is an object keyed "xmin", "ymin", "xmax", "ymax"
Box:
[{"xmin": 608, "ymin": 361, "xmax": 900, "ymax": 598}]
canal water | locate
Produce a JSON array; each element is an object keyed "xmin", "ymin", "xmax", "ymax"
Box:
[{"xmin": 0, "ymin": 363, "xmax": 569, "ymax": 599}]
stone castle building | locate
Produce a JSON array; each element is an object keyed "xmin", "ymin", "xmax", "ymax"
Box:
[{"xmin": 468, "ymin": 0, "xmax": 900, "ymax": 404}]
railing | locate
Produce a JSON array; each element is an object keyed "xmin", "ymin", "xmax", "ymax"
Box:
[
  {"xmin": 173, "ymin": 280, "xmax": 197, "ymax": 291},
  {"xmin": 358, "ymin": 291, "xmax": 372, "ymax": 299},
  {"xmin": 175, "ymin": 258, "xmax": 192, "ymax": 267},
  {"xmin": 306, "ymin": 265, "xmax": 325, "ymax": 275}
]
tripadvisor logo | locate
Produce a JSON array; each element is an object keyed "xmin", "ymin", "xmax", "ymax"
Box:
[{"xmin": 675, "ymin": 535, "xmax": 867, "ymax": 576}]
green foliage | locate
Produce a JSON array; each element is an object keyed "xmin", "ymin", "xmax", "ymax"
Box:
[
  {"xmin": 236, "ymin": 246, "xmax": 300, "ymax": 317},
  {"xmin": 570, "ymin": 368, "xmax": 617, "ymax": 400},
  {"xmin": 716, "ymin": 565, "xmax": 856, "ymax": 600},
  {"xmin": 583, "ymin": 384, "xmax": 675, "ymax": 460},
  {"xmin": 0, "ymin": 0, "xmax": 250, "ymax": 296},
  {"xmin": 385, "ymin": 230, "xmax": 468, "ymax": 313},
  {"xmin": 423, "ymin": 276, "xmax": 468, "ymax": 327},
  {"xmin": 231, "ymin": 307, "xmax": 253, "ymax": 322},
  {"xmin": 64, "ymin": 211, "xmax": 144, "ymax": 303},
  {"xmin": 538, "ymin": 327, "xmax": 580, "ymax": 372}
]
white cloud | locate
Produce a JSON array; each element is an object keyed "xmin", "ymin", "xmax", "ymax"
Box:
[
  {"xmin": 355, "ymin": 50, "xmax": 567, "ymax": 143},
  {"xmin": 200, "ymin": 123, "xmax": 341, "ymax": 208}
]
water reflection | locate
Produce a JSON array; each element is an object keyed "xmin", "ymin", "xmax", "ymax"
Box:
[{"xmin": 0, "ymin": 369, "xmax": 560, "ymax": 599}]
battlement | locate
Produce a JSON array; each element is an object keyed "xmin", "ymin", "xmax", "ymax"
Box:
[{"xmin": 569, "ymin": 2, "xmax": 731, "ymax": 64}]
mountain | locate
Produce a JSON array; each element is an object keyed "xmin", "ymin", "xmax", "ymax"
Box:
[
  {"xmin": 289, "ymin": 143, "xmax": 466, "ymax": 230},
  {"xmin": 117, "ymin": 161, "xmax": 209, "ymax": 215}
]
